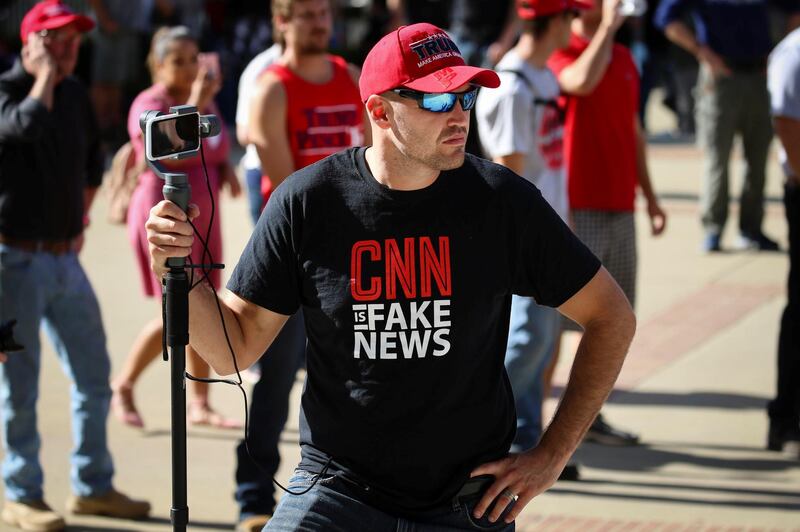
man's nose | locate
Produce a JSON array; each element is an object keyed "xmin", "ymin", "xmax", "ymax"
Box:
[{"xmin": 448, "ymin": 102, "xmax": 470, "ymax": 127}]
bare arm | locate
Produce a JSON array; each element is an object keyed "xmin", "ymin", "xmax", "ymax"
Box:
[
  {"xmin": 774, "ymin": 115, "xmax": 800, "ymax": 186},
  {"xmin": 249, "ymin": 73, "xmax": 295, "ymax": 188},
  {"xmin": 634, "ymin": 118, "xmax": 667, "ymax": 235},
  {"xmin": 471, "ymin": 267, "xmax": 635, "ymax": 523},
  {"xmin": 557, "ymin": 0, "xmax": 624, "ymax": 96},
  {"xmin": 146, "ymin": 200, "xmax": 289, "ymax": 374},
  {"xmin": 663, "ymin": 21, "xmax": 731, "ymax": 76},
  {"xmin": 493, "ymin": 154, "xmax": 525, "ymax": 175}
]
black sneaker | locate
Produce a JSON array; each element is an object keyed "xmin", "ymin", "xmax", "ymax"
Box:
[
  {"xmin": 737, "ymin": 232, "xmax": 780, "ymax": 252},
  {"xmin": 767, "ymin": 422, "xmax": 800, "ymax": 459},
  {"xmin": 584, "ymin": 414, "xmax": 640, "ymax": 446}
]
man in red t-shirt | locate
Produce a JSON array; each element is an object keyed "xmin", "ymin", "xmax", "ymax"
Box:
[
  {"xmin": 236, "ymin": 0, "xmax": 370, "ymax": 530},
  {"xmin": 547, "ymin": 0, "xmax": 666, "ymax": 446}
]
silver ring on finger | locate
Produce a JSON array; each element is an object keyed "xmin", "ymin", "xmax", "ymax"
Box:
[{"xmin": 501, "ymin": 488, "xmax": 518, "ymax": 502}]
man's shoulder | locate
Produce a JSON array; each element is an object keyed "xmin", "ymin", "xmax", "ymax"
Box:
[
  {"xmin": 282, "ymin": 148, "xmax": 358, "ymax": 192},
  {"xmin": 464, "ymin": 154, "xmax": 537, "ymax": 192}
]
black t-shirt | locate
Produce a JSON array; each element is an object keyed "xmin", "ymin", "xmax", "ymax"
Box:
[{"xmin": 227, "ymin": 147, "xmax": 600, "ymax": 515}]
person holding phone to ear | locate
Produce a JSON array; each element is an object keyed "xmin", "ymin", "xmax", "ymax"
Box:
[{"xmin": 111, "ymin": 26, "xmax": 242, "ymax": 431}]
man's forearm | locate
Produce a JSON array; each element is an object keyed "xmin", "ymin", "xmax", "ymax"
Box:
[
  {"xmin": 186, "ymin": 284, "xmax": 259, "ymax": 375},
  {"xmin": 538, "ymin": 312, "xmax": 635, "ymax": 460},
  {"xmin": 28, "ymin": 70, "xmax": 56, "ymax": 111},
  {"xmin": 664, "ymin": 21, "xmax": 699, "ymax": 56},
  {"xmin": 635, "ymin": 121, "xmax": 657, "ymax": 202}
]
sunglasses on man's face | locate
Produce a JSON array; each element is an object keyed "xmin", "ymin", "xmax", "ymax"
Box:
[{"xmin": 392, "ymin": 86, "xmax": 480, "ymax": 113}]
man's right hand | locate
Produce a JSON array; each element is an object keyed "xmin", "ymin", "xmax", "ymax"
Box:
[
  {"xmin": 697, "ymin": 46, "xmax": 732, "ymax": 77},
  {"xmin": 21, "ymin": 32, "xmax": 56, "ymax": 80},
  {"xmin": 600, "ymin": 0, "xmax": 625, "ymax": 33},
  {"xmin": 146, "ymin": 200, "xmax": 199, "ymax": 279}
]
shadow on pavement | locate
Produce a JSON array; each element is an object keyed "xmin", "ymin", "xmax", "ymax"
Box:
[
  {"xmin": 551, "ymin": 387, "xmax": 769, "ymax": 410},
  {"xmin": 576, "ymin": 443, "xmax": 797, "ymax": 473},
  {"xmin": 571, "ymin": 478, "xmax": 800, "ymax": 499},
  {"xmin": 65, "ymin": 516, "xmax": 233, "ymax": 531},
  {"xmin": 548, "ymin": 484, "xmax": 800, "ymax": 511}
]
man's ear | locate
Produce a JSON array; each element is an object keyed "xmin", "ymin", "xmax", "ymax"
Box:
[{"xmin": 366, "ymin": 95, "xmax": 391, "ymax": 129}]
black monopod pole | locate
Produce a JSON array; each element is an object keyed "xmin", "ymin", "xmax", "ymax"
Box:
[{"xmin": 162, "ymin": 173, "xmax": 191, "ymax": 532}]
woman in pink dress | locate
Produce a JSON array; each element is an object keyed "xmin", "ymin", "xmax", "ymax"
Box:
[{"xmin": 112, "ymin": 26, "xmax": 241, "ymax": 428}]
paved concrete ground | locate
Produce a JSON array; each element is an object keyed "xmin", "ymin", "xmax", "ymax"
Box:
[{"xmin": 2, "ymin": 101, "xmax": 799, "ymax": 531}]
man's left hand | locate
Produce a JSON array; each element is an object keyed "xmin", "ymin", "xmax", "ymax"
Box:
[
  {"xmin": 469, "ymin": 446, "xmax": 565, "ymax": 524},
  {"xmin": 648, "ymin": 200, "xmax": 667, "ymax": 236}
]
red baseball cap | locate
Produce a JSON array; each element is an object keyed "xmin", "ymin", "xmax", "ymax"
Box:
[
  {"xmin": 517, "ymin": 0, "xmax": 593, "ymax": 19},
  {"xmin": 359, "ymin": 23, "xmax": 500, "ymax": 102},
  {"xmin": 20, "ymin": 0, "xmax": 94, "ymax": 44}
]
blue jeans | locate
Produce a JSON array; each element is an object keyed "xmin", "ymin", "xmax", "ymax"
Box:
[
  {"xmin": 265, "ymin": 469, "xmax": 515, "ymax": 531},
  {"xmin": 235, "ymin": 312, "xmax": 306, "ymax": 518},
  {"xmin": 0, "ymin": 245, "xmax": 114, "ymax": 501},
  {"xmin": 245, "ymin": 166, "xmax": 264, "ymax": 226},
  {"xmin": 504, "ymin": 296, "xmax": 559, "ymax": 451}
]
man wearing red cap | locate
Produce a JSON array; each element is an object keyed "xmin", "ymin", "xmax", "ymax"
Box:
[
  {"xmin": 146, "ymin": 22, "xmax": 635, "ymax": 529},
  {"xmin": 0, "ymin": 2, "xmax": 150, "ymax": 530}
]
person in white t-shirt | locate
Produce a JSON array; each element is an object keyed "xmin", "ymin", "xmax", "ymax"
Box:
[
  {"xmin": 236, "ymin": 42, "xmax": 282, "ymax": 225},
  {"xmin": 476, "ymin": 0, "xmax": 583, "ymax": 478}
]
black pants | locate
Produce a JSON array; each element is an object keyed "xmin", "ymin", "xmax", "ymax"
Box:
[{"xmin": 769, "ymin": 182, "xmax": 800, "ymax": 427}]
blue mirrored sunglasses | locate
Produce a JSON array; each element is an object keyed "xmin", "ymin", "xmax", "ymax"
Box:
[{"xmin": 392, "ymin": 86, "xmax": 480, "ymax": 113}]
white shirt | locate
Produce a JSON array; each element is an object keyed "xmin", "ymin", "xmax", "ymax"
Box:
[{"xmin": 475, "ymin": 49, "xmax": 568, "ymax": 221}]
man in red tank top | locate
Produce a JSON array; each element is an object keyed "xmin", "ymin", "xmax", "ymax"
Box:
[
  {"xmin": 249, "ymin": 0, "xmax": 370, "ymax": 203},
  {"xmin": 235, "ymin": 1, "xmax": 370, "ymax": 531}
]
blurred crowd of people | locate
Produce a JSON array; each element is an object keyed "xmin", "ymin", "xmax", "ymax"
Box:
[{"xmin": 0, "ymin": 0, "xmax": 798, "ymax": 531}]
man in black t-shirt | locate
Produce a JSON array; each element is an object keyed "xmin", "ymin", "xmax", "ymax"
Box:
[{"xmin": 146, "ymin": 22, "xmax": 636, "ymax": 530}]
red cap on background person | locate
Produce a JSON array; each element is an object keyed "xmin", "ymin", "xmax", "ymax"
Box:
[
  {"xmin": 20, "ymin": 0, "xmax": 94, "ymax": 44},
  {"xmin": 359, "ymin": 22, "xmax": 501, "ymax": 102},
  {"xmin": 516, "ymin": 0, "xmax": 592, "ymax": 19}
]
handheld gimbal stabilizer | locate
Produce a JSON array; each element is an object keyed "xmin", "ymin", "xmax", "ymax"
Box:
[{"xmin": 139, "ymin": 105, "xmax": 221, "ymax": 532}]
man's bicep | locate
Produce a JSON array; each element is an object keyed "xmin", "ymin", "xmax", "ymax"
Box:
[{"xmin": 557, "ymin": 267, "xmax": 632, "ymax": 329}]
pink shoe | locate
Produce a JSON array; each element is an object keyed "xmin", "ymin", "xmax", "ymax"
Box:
[{"xmin": 111, "ymin": 385, "xmax": 144, "ymax": 428}]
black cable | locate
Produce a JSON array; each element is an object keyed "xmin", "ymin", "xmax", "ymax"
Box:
[{"xmin": 162, "ymin": 134, "xmax": 330, "ymax": 497}]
